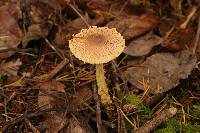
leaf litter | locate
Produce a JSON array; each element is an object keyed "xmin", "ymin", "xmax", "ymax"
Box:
[
  {"xmin": 126, "ymin": 50, "xmax": 197, "ymax": 94},
  {"xmin": 0, "ymin": 0, "xmax": 200, "ymax": 132},
  {"xmin": 0, "ymin": 3, "xmax": 22, "ymax": 58},
  {"xmin": 123, "ymin": 32, "xmax": 163, "ymax": 56}
]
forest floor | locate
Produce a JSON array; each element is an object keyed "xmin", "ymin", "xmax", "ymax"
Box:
[{"xmin": 0, "ymin": 0, "xmax": 200, "ymax": 132}]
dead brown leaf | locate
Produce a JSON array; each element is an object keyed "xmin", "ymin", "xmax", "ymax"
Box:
[
  {"xmin": 0, "ymin": 5, "xmax": 22, "ymax": 58},
  {"xmin": 162, "ymin": 28, "xmax": 195, "ymax": 51},
  {"xmin": 38, "ymin": 0, "xmax": 70, "ymax": 10},
  {"xmin": 86, "ymin": 0, "xmax": 109, "ymax": 12},
  {"xmin": 64, "ymin": 116, "xmax": 93, "ymax": 133},
  {"xmin": 40, "ymin": 112, "xmax": 67, "ymax": 133},
  {"xmin": 30, "ymin": 5, "xmax": 51, "ymax": 24},
  {"xmin": 68, "ymin": 87, "xmax": 93, "ymax": 111},
  {"xmin": 106, "ymin": 14, "xmax": 159, "ymax": 40},
  {"xmin": 22, "ymin": 24, "xmax": 49, "ymax": 48},
  {"xmin": 124, "ymin": 33, "xmax": 163, "ymax": 56},
  {"xmin": 169, "ymin": 0, "xmax": 182, "ymax": 14},
  {"xmin": 0, "ymin": 58, "xmax": 22, "ymax": 77},
  {"xmin": 65, "ymin": 13, "xmax": 104, "ymax": 40},
  {"xmin": 126, "ymin": 50, "xmax": 197, "ymax": 94},
  {"xmin": 37, "ymin": 80, "xmax": 66, "ymax": 132}
]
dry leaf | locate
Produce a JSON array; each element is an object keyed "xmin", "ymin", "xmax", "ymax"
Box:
[
  {"xmin": 169, "ymin": 0, "xmax": 182, "ymax": 14},
  {"xmin": 64, "ymin": 116, "xmax": 93, "ymax": 133},
  {"xmin": 126, "ymin": 50, "xmax": 197, "ymax": 94},
  {"xmin": 65, "ymin": 13, "xmax": 104, "ymax": 40},
  {"xmin": 37, "ymin": 80, "xmax": 66, "ymax": 132},
  {"xmin": 106, "ymin": 14, "xmax": 158, "ymax": 40},
  {"xmin": 68, "ymin": 87, "xmax": 93, "ymax": 111},
  {"xmin": 124, "ymin": 33, "xmax": 163, "ymax": 56},
  {"xmin": 22, "ymin": 24, "xmax": 49, "ymax": 47},
  {"xmin": 0, "ymin": 59, "xmax": 22, "ymax": 77},
  {"xmin": 0, "ymin": 5, "xmax": 22, "ymax": 58},
  {"xmin": 41, "ymin": 112, "xmax": 67, "ymax": 133},
  {"xmin": 30, "ymin": 5, "xmax": 51, "ymax": 24},
  {"xmin": 162, "ymin": 28, "xmax": 195, "ymax": 51},
  {"xmin": 38, "ymin": 0, "xmax": 70, "ymax": 10},
  {"xmin": 86, "ymin": 0, "xmax": 109, "ymax": 11}
]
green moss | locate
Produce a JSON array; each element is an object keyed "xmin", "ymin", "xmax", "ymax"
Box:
[
  {"xmin": 155, "ymin": 117, "xmax": 200, "ymax": 133},
  {"xmin": 183, "ymin": 123, "xmax": 200, "ymax": 133},
  {"xmin": 123, "ymin": 95, "xmax": 151, "ymax": 129},
  {"xmin": 195, "ymin": 86, "xmax": 200, "ymax": 93},
  {"xmin": 123, "ymin": 95, "xmax": 142, "ymax": 106},
  {"xmin": 0, "ymin": 76, "xmax": 3, "ymax": 84}
]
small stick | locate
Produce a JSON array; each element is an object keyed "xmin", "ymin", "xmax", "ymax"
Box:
[
  {"xmin": 91, "ymin": 117, "xmax": 115, "ymax": 128},
  {"xmin": 45, "ymin": 58, "xmax": 69, "ymax": 80},
  {"xmin": 68, "ymin": 4, "xmax": 90, "ymax": 28},
  {"xmin": 192, "ymin": 17, "xmax": 200, "ymax": 54},
  {"xmin": 2, "ymin": 108, "xmax": 61, "ymax": 133},
  {"xmin": 0, "ymin": 47, "xmax": 33, "ymax": 53},
  {"xmin": 134, "ymin": 107, "xmax": 177, "ymax": 133},
  {"xmin": 143, "ymin": 93, "xmax": 166, "ymax": 107},
  {"xmin": 179, "ymin": 6, "xmax": 197, "ymax": 29},
  {"xmin": 25, "ymin": 119, "xmax": 40, "ymax": 133},
  {"xmin": 111, "ymin": 61, "xmax": 121, "ymax": 98},
  {"xmin": 117, "ymin": 0, "xmax": 129, "ymax": 17},
  {"xmin": 93, "ymin": 83, "xmax": 104, "ymax": 133},
  {"xmin": 44, "ymin": 38, "xmax": 65, "ymax": 59}
]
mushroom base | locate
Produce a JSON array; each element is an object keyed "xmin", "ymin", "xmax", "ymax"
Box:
[{"xmin": 96, "ymin": 64, "xmax": 112, "ymax": 106}]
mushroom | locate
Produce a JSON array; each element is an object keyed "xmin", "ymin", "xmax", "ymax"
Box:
[{"xmin": 69, "ymin": 26, "xmax": 125, "ymax": 106}]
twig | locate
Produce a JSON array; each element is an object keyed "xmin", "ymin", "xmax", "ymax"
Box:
[
  {"xmin": 69, "ymin": 52, "xmax": 77, "ymax": 94},
  {"xmin": 134, "ymin": 107, "xmax": 177, "ymax": 133},
  {"xmin": 68, "ymin": 4, "xmax": 90, "ymax": 28},
  {"xmin": 116, "ymin": 105, "xmax": 127, "ymax": 133},
  {"xmin": 192, "ymin": 16, "xmax": 200, "ymax": 54},
  {"xmin": 91, "ymin": 117, "xmax": 115, "ymax": 128},
  {"xmin": 64, "ymin": 79, "xmax": 95, "ymax": 91},
  {"xmin": 45, "ymin": 58, "xmax": 69, "ymax": 80},
  {"xmin": 93, "ymin": 83, "xmax": 104, "ymax": 133},
  {"xmin": 2, "ymin": 108, "xmax": 61, "ymax": 133},
  {"xmin": 24, "ymin": 119, "xmax": 40, "ymax": 133},
  {"xmin": 44, "ymin": 38, "xmax": 65, "ymax": 59},
  {"xmin": 117, "ymin": 0, "xmax": 129, "ymax": 17},
  {"xmin": 0, "ymin": 47, "xmax": 33, "ymax": 53},
  {"xmin": 143, "ymin": 93, "xmax": 166, "ymax": 107},
  {"xmin": 111, "ymin": 61, "xmax": 121, "ymax": 98},
  {"xmin": 180, "ymin": 6, "xmax": 197, "ymax": 29}
]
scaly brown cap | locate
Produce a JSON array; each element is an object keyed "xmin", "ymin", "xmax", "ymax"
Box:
[{"xmin": 69, "ymin": 26, "xmax": 125, "ymax": 64}]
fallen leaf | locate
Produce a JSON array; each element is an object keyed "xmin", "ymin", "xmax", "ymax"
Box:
[
  {"xmin": 162, "ymin": 28, "xmax": 195, "ymax": 51},
  {"xmin": 37, "ymin": 79, "xmax": 66, "ymax": 111},
  {"xmin": 37, "ymin": 80, "xmax": 66, "ymax": 132},
  {"xmin": 38, "ymin": 0, "xmax": 70, "ymax": 10},
  {"xmin": 0, "ymin": 59, "xmax": 22, "ymax": 77},
  {"xmin": 37, "ymin": 79, "xmax": 65, "ymax": 93},
  {"xmin": 41, "ymin": 112, "xmax": 67, "ymax": 133},
  {"xmin": 68, "ymin": 86, "xmax": 93, "ymax": 111},
  {"xmin": 124, "ymin": 33, "xmax": 163, "ymax": 56},
  {"xmin": 64, "ymin": 116, "xmax": 93, "ymax": 133},
  {"xmin": 106, "ymin": 14, "xmax": 159, "ymax": 40},
  {"xmin": 0, "ymin": 5, "xmax": 22, "ymax": 58},
  {"xmin": 126, "ymin": 50, "xmax": 197, "ymax": 94},
  {"xmin": 169, "ymin": 0, "xmax": 182, "ymax": 14},
  {"xmin": 22, "ymin": 24, "xmax": 49, "ymax": 47},
  {"xmin": 65, "ymin": 13, "xmax": 104, "ymax": 40},
  {"xmin": 30, "ymin": 5, "xmax": 51, "ymax": 24},
  {"xmin": 86, "ymin": 0, "xmax": 109, "ymax": 12}
]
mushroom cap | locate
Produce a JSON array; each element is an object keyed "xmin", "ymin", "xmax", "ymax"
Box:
[{"xmin": 69, "ymin": 26, "xmax": 125, "ymax": 64}]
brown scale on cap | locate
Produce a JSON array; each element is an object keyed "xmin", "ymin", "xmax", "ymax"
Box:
[{"xmin": 69, "ymin": 26, "xmax": 125, "ymax": 64}]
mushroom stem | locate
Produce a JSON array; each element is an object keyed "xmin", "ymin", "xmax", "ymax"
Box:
[{"xmin": 96, "ymin": 64, "xmax": 112, "ymax": 106}]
